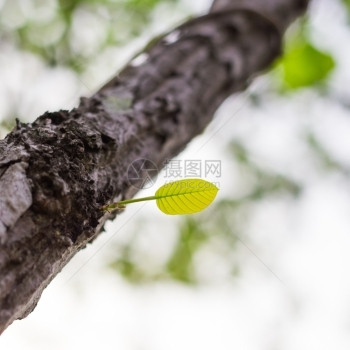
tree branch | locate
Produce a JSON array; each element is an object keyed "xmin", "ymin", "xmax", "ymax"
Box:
[
  {"xmin": 0, "ymin": 0, "xmax": 309, "ymax": 333},
  {"xmin": 211, "ymin": 0, "xmax": 309, "ymax": 32}
]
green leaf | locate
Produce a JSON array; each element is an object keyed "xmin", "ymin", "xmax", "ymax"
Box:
[
  {"xmin": 166, "ymin": 217, "xmax": 208, "ymax": 283},
  {"xmin": 155, "ymin": 179, "xmax": 219, "ymax": 215},
  {"xmin": 103, "ymin": 179, "xmax": 219, "ymax": 215},
  {"xmin": 342, "ymin": 0, "xmax": 350, "ymax": 15},
  {"xmin": 278, "ymin": 41, "xmax": 335, "ymax": 89}
]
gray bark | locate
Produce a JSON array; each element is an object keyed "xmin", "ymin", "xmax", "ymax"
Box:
[{"xmin": 0, "ymin": 0, "xmax": 309, "ymax": 334}]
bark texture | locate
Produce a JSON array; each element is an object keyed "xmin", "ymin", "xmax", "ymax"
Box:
[{"xmin": 0, "ymin": 0, "xmax": 309, "ymax": 333}]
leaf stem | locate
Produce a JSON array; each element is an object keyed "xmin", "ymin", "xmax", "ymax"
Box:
[
  {"xmin": 102, "ymin": 195, "xmax": 158, "ymax": 212},
  {"xmin": 118, "ymin": 195, "xmax": 157, "ymax": 205}
]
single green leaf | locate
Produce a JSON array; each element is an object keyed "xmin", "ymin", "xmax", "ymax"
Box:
[
  {"xmin": 155, "ymin": 179, "xmax": 219, "ymax": 215},
  {"xmin": 103, "ymin": 179, "xmax": 219, "ymax": 215},
  {"xmin": 278, "ymin": 41, "xmax": 335, "ymax": 89}
]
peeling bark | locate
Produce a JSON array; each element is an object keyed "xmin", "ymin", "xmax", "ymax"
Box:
[{"xmin": 0, "ymin": 0, "xmax": 309, "ymax": 333}]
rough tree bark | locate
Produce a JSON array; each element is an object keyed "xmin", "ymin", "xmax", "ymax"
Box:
[{"xmin": 0, "ymin": 0, "xmax": 309, "ymax": 334}]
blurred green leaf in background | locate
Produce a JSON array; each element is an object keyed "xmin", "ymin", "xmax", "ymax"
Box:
[
  {"xmin": 275, "ymin": 19, "xmax": 336, "ymax": 90},
  {"xmin": 279, "ymin": 40, "xmax": 335, "ymax": 89}
]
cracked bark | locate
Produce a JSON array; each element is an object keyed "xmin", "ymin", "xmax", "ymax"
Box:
[{"xmin": 0, "ymin": 0, "xmax": 309, "ymax": 334}]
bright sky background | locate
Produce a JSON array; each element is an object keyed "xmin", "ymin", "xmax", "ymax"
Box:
[{"xmin": 1, "ymin": 0, "xmax": 350, "ymax": 349}]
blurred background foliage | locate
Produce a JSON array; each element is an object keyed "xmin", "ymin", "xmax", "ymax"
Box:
[
  {"xmin": 274, "ymin": 18, "xmax": 335, "ymax": 90},
  {"xmin": 0, "ymin": 0, "xmax": 177, "ymax": 71},
  {"xmin": 0, "ymin": 0, "xmax": 348, "ymax": 286}
]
